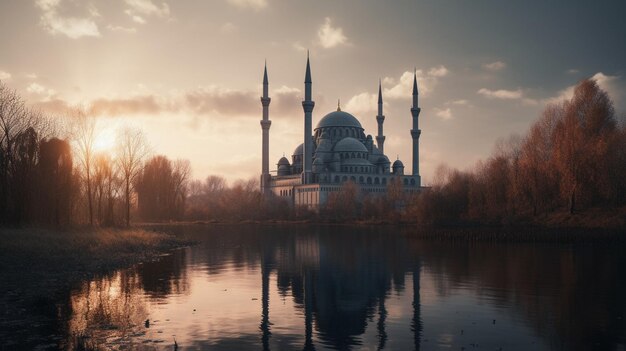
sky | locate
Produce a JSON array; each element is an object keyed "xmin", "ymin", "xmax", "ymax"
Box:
[{"xmin": 0, "ymin": 0, "xmax": 625, "ymax": 184}]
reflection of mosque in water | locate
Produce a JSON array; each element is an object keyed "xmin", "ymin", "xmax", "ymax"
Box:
[
  {"xmin": 62, "ymin": 225, "xmax": 626, "ymax": 351},
  {"xmin": 256, "ymin": 228, "xmax": 423, "ymax": 350}
]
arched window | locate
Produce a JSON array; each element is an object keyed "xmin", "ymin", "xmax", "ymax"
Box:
[
  {"xmin": 350, "ymin": 176, "xmax": 356, "ymax": 182},
  {"xmin": 342, "ymin": 176, "xmax": 348, "ymax": 182},
  {"xmin": 410, "ymin": 179, "xmax": 416, "ymax": 186},
  {"xmin": 403, "ymin": 178, "xmax": 409, "ymax": 186},
  {"xmin": 359, "ymin": 176, "xmax": 364, "ymax": 184},
  {"xmin": 374, "ymin": 177, "xmax": 380, "ymax": 184},
  {"xmin": 367, "ymin": 177, "xmax": 372, "ymax": 184},
  {"xmin": 334, "ymin": 176, "xmax": 340, "ymax": 183}
]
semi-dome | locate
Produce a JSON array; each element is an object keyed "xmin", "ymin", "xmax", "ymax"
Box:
[
  {"xmin": 293, "ymin": 143, "xmax": 303, "ymax": 156},
  {"xmin": 315, "ymin": 110, "xmax": 363, "ymax": 129},
  {"xmin": 334, "ymin": 137, "xmax": 368, "ymax": 153},
  {"xmin": 392, "ymin": 159, "xmax": 404, "ymax": 168},
  {"xmin": 277, "ymin": 156, "xmax": 290, "ymax": 165}
]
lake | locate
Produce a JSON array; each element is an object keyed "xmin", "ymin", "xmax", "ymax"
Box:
[{"xmin": 58, "ymin": 225, "xmax": 626, "ymax": 350}]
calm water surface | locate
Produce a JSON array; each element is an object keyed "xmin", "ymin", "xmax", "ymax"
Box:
[{"xmin": 60, "ymin": 225, "xmax": 626, "ymax": 350}]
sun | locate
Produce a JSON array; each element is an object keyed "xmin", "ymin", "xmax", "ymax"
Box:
[{"xmin": 93, "ymin": 128, "xmax": 117, "ymax": 153}]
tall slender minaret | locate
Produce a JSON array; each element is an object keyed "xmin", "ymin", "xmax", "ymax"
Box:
[
  {"xmin": 260, "ymin": 62, "xmax": 272, "ymax": 195},
  {"xmin": 302, "ymin": 52, "xmax": 315, "ymax": 184},
  {"xmin": 410, "ymin": 70, "xmax": 421, "ymax": 183},
  {"xmin": 376, "ymin": 79, "xmax": 386, "ymax": 154}
]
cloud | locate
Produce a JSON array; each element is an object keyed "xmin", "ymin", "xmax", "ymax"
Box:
[
  {"xmin": 434, "ymin": 107, "xmax": 452, "ymax": 120},
  {"xmin": 124, "ymin": 0, "xmax": 170, "ymax": 24},
  {"xmin": 450, "ymin": 99, "xmax": 468, "ymax": 105},
  {"xmin": 477, "ymin": 88, "xmax": 523, "ymax": 99},
  {"xmin": 35, "ymin": 0, "xmax": 101, "ymax": 39},
  {"xmin": 482, "ymin": 61, "xmax": 506, "ymax": 71},
  {"xmin": 0, "ymin": 70, "xmax": 11, "ymax": 80},
  {"xmin": 292, "ymin": 41, "xmax": 307, "ymax": 52},
  {"xmin": 220, "ymin": 22, "xmax": 238, "ymax": 34},
  {"xmin": 428, "ymin": 65, "xmax": 449, "ymax": 77},
  {"xmin": 131, "ymin": 15, "xmax": 146, "ymax": 24},
  {"xmin": 345, "ymin": 92, "xmax": 378, "ymax": 115},
  {"xmin": 386, "ymin": 66, "xmax": 449, "ymax": 99},
  {"xmin": 125, "ymin": 0, "xmax": 170, "ymax": 17},
  {"xmin": 546, "ymin": 72, "xmax": 621, "ymax": 107},
  {"xmin": 25, "ymin": 73, "xmax": 38, "ymax": 79},
  {"xmin": 33, "ymin": 85, "xmax": 303, "ymax": 119},
  {"xmin": 107, "ymin": 25, "xmax": 137, "ymax": 33},
  {"xmin": 343, "ymin": 65, "xmax": 449, "ymax": 114},
  {"xmin": 318, "ymin": 17, "xmax": 348, "ymax": 49},
  {"xmin": 227, "ymin": 0, "xmax": 267, "ymax": 10},
  {"xmin": 567, "ymin": 68, "xmax": 580, "ymax": 74},
  {"xmin": 26, "ymin": 82, "xmax": 56, "ymax": 98}
]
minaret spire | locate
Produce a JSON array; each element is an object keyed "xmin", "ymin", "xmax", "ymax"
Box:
[
  {"xmin": 376, "ymin": 79, "xmax": 386, "ymax": 155},
  {"xmin": 260, "ymin": 61, "xmax": 272, "ymax": 195},
  {"xmin": 410, "ymin": 69, "xmax": 421, "ymax": 185},
  {"xmin": 302, "ymin": 52, "xmax": 315, "ymax": 184}
]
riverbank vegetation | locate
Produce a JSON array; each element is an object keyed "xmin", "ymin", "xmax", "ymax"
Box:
[
  {"xmin": 186, "ymin": 79, "xmax": 625, "ymax": 229},
  {"xmin": 0, "ymin": 227, "xmax": 188, "ymax": 347},
  {"xmin": 1, "ymin": 77, "xmax": 624, "ymax": 230}
]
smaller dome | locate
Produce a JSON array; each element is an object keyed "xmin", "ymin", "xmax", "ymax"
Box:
[
  {"xmin": 392, "ymin": 159, "xmax": 404, "ymax": 168},
  {"xmin": 278, "ymin": 157, "xmax": 290, "ymax": 166},
  {"xmin": 334, "ymin": 137, "xmax": 368, "ymax": 153},
  {"xmin": 293, "ymin": 143, "xmax": 303, "ymax": 156},
  {"xmin": 376, "ymin": 155, "xmax": 390, "ymax": 164}
]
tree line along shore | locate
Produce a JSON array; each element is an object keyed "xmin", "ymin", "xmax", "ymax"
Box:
[{"xmin": 0, "ymin": 78, "xmax": 624, "ymax": 230}]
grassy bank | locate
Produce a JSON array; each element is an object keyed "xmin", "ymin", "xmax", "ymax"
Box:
[{"xmin": 0, "ymin": 227, "xmax": 189, "ymax": 349}]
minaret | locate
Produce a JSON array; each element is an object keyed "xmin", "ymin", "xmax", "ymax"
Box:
[
  {"xmin": 410, "ymin": 70, "xmax": 421, "ymax": 184},
  {"xmin": 376, "ymin": 79, "xmax": 386, "ymax": 154},
  {"xmin": 302, "ymin": 52, "xmax": 315, "ymax": 184},
  {"xmin": 260, "ymin": 62, "xmax": 272, "ymax": 195}
]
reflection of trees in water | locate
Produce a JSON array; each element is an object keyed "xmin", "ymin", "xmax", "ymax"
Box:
[
  {"xmin": 409, "ymin": 237, "xmax": 626, "ymax": 351},
  {"xmin": 64, "ymin": 225, "xmax": 626, "ymax": 350},
  {"xmin": 61, "ymin": 249, "xmax": 189, "ymax": 349},
  {"xmin": 63, "ymin": 270, "xmax": 148, "ymax": 350},
  {"xmin": 135, "ymin": 248, "xmax": 189, "ymax": 299}
]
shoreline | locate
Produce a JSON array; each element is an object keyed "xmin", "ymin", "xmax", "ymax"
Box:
[
  {"xmin": 140, "ymin": 219, "xmax": 625, "ymax": 243},
  {"xmin": 0, "ymin": 226, "xmax": 191, "ymax": 349},
  {"xmin": 139, "ymin": 206, "xmax": 626, "ymax": 231}
]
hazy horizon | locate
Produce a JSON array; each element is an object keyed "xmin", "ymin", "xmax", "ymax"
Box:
[{"xmin": 1, "ymin": 0, "xmax": 625, "ymax": 184}]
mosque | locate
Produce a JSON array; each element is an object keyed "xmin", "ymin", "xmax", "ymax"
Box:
[{"xmin": 260, "ymin": 54, "xmax": 422, "ymax": 208}]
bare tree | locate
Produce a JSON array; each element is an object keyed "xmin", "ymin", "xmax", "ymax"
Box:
[
  {"xmin": 72, "ymin": 109, "xmax": 97, "ymax": 226},
  {"xmin": 116, "ymin": 127, "xmax": 150, "ymax": 227},
  {"xmin": 204, "ymin": 175, "xmax": 226, "ymax": 195}
]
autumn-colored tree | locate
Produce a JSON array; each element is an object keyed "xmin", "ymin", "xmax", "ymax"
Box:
[
  {"xmin": 325, "ymin": 181, "xmax": 359, "ymax": 220},
  {"xmin": 553, "ymin": 79, "xmax": 617, "ymax": 213}
]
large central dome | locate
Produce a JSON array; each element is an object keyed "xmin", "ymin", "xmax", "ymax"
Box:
[{"xmin": 315, "ymin": 110, "xmax": 362, "ymax": 129}]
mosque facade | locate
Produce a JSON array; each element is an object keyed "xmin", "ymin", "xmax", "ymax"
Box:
[{"xmin": 260, "ymin": 55, "xmax": 422, "ymax": 208}]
